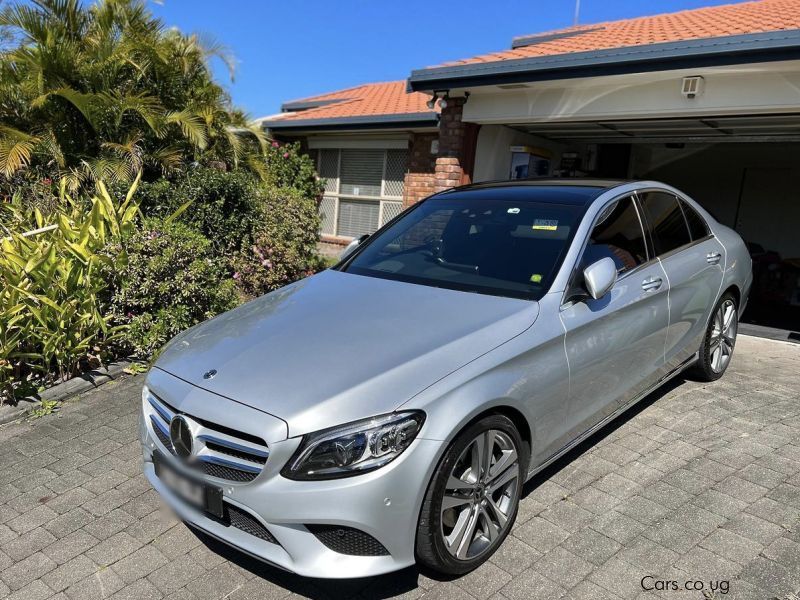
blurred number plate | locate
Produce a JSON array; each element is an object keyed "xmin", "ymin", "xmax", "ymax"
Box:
[{"xmin": 153, "ymin": 451, "xmax": 224, "ymax": 518}]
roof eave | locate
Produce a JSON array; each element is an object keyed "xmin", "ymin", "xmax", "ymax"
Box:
[
  {"xmin": 262, "ymin": 112, "xmax": 439, "ymax": 133},
  {"xmin": 408, "ymin": 29, "xmax": 800, "ymax": 91}
]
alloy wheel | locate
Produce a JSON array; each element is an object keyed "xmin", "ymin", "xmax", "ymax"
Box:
[
  {"xmin": 710, "ymin": 299, "xmax": 737, "ymax": 373},
  {"xmin": 440, "ymin": 429, "xmax": 520, "ymax": 560}
]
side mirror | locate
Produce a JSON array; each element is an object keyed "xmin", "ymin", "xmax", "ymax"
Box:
[
  {"xmin": 583, "ymin": 257, "xmax": 617, "ymax": 300},
  {"xmin": 339, "ymin": 234, "xmax": 369, "ymax": 260}
]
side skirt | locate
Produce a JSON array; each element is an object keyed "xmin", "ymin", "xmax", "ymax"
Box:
[{"xmin": 525, "ymin": 352, "xmax": 699, "ymax": 480}]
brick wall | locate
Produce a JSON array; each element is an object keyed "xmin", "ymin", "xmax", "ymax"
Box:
[
  {"xmin": 403, "ymin": 132, "xmax": 437, "ymax": 208},
  {"xmin": 435, "ymin": 97, "xmax": 479, "ymax": 193}
]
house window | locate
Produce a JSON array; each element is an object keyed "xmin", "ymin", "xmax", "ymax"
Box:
[{"xmin": 317, "ymin": 148, "xmax": 408, "ymax": 238}]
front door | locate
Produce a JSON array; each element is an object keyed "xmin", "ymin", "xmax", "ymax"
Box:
[{"xmin": 559, "ymin": 195, "xmax": 670, "ymax": 440}]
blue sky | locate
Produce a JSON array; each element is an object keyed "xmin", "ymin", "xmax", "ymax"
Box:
[{"xmin": 150, "ymin": 0, "xmax": 745, "ymax": 118}]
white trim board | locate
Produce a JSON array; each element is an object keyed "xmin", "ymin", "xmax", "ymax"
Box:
[{"xmin": 308, "ymin": 137, "xmax": 410, "ymax": 150}]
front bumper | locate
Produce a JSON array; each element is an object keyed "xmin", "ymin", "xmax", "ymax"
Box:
[{"xmin": 139, "ymin": 372, "xmax": 443, "ymax": 578}]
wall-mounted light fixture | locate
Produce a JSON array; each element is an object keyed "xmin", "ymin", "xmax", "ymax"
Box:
[
  {"xmin": 426, "ymin": 90, "xmax": 469, "ymax": 110},
  {"xmin": 426, "ymin": 90, "xmax": 451, "ymax": 110}
]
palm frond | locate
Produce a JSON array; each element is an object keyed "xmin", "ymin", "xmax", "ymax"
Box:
[
  {"xmin": 240, "ymin": 121, "xmax": 269, "ymax": 155},
  {"xmin": 101, "ymin": 91, "xmax": 165, "ymax": 133},
  {"xmin": 0, "ymin": 3, "xmax": 50, "ymax": 45},
  {"xmin": 222, "ymin": 127, "xmax": 243, "ymax": 168},
  {"xmin": 244, "ymin": 153, "xmax": 268, "ymax": 182},
  {"xmin": 35, "ymin": 127, "xmax": 65, "ymax": 168},
  {"xmin": 192, "ymin": 32, "xmax": 236, "ymax": 81},
  {"xmin": 32, "ymin": 87, "xmax": 99, "ymax": 130},
  {"xmin": 101, "ymin": 132, "xmax": 144, "ymax": 175},
  {"xmin": 59, "ymin": 167, "xmax": 85, "ymax": 194},
  {"xmin": 0, "ymin": 126, "xmax": 37, "ymax": 176},
  {"xmin": 148, "ymin": 144, "xmax": 183, "ymax": 175},
  {"xmin": 165, "ymin": 109, "xmax": 208, "ymax": 150}
]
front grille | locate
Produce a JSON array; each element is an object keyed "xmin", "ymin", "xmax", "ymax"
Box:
[
  {"xmin": 151, "ymin": 422, "xmax": 259, "ymax": 482},
  {"xmin": 306, "ymin": 524, "xmax": 389, "ymax": 556},
  {"xmin": 226, "ymin": 504, "xmax": 277, "ymax": 543},
  {"xmin": 145, "ymin": 392, "xmax": 268, "ymax": 484},
  {"xmin": 202, "ymin": 461, "xmax": 257, "ymax": 483}
]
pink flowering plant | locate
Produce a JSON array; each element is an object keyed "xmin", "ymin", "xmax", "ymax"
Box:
[
  {"xmin": 261, "ymin": 141, "xmax": 323, "ymax": 201},
  {"xmin": 231, "ymin": 185, "xmax": 323, "ymax": 297}
]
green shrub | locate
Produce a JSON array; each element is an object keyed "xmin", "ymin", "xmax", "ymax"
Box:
[
  {"xmin": 108, "ymin": 218, "xmax": 238, "ymax": 357},
  {"xmin": 0, "ymin": 180, "xmax": 139, "ymax": 402},
  {"xmin": 133, "ymin": 168, "xmax": 262, "ymax": 257},
  {"xmin": 231, "ymin": 185, "xmax": 323, "ymax": 297},
  {"xmin": 262, "ymin": 141, "xmax": 324, "ymax": 200}
]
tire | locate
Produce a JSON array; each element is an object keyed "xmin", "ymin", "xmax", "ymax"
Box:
[
  {"xmin": 415, "ymin": 414, "xmax": 528, "ymax": 575},
  {"xmin": 690, "ymin": 292, "xmax": 738, "ymax": 382}
]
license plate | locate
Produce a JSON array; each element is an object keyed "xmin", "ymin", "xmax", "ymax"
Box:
[{"xmin": 153, "ymin": 451, "xmax": 224, "ymax": 518}]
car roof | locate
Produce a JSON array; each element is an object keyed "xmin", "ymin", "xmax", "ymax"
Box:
[{"xmin": 435, "ymin": 178, "xmax": 630, "ymax": 206}]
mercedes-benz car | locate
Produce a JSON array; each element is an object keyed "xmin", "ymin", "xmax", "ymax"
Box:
[{"xmin": 140, "ymin": 179, "xmax": 751, "ymax": 578}]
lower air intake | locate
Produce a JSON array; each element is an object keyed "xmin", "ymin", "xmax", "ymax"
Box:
[
  {"xmin": 306, "ymin": 524, "xmax": 389, "ymax": 556},
  {"xmin": 227, "ymin": 504, "xmax": 277, "ymax": 544}
]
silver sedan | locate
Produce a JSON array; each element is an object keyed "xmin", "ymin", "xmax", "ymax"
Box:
[{"xmin": 139, "ymin": 179, "xmax": 752, "ymax": 577}]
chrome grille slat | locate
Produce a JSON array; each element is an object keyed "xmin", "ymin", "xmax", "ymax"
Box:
[
  {"xmin": 196, "ymin": 433, "xmax": 269, "ymax": 459},
  {"xmin": 144, "ymin": 390, "xmax": 269, "ymax": 483}
]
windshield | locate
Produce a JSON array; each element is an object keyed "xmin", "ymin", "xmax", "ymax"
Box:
[{"xmin": 341, "ymin": 195, "xmax": 584, "ymax": 300}]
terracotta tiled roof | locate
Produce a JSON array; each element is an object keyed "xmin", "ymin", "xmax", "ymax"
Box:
[
  {"xmin": 267, "ymin": 81, "xmax": 436, "ymax": 123},
  {"xmin": 432, "ymin": 0, "xmax": 800, "ymax": 68}
]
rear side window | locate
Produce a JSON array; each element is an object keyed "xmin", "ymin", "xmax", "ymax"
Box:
[
  {"xmin": 640, "ymin": 192, "xmax": 691, "ymax": 255},
  {"xmin": 680, "ymin": 200, "xmax": 710, "ymax": 241},
  {"xmin": 582, "ymin": 196, "xmax": 648, "ymax": 274}
]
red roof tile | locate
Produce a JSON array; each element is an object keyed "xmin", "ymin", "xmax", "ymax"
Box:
[
  {"xmin": 432, "ymin": 0, "xmax": 800, "ymax": 68},
  {"xmin": 268, "ymin": 81, "xmax": 436, "ymax": 123}
]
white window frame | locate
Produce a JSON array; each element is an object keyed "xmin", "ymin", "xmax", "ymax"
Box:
[{"xmin": 318, "ymin": 148, "xmax": 407, "ymax": 238}]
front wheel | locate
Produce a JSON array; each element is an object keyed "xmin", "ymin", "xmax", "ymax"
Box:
[
  {"xmin": 691, "ymin": 292, "xmax": 738, "ymax": 382},
  {"xmin": 415, "ymin": 414, "xmax": 527, "ymax": 575}
]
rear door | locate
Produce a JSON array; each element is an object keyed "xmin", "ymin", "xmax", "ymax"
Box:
[
  {"xmin": 559, "ymin": 195, "xmax": 670, "ymax": 440},
  {"xmin": 637, "ymin": 191, "xmax": 724, "ymax": 370}
]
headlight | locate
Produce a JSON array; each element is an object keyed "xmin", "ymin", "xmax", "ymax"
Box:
[{"xmin": 281, "ymin": 411, "xmax": 425, "ymax": 480}]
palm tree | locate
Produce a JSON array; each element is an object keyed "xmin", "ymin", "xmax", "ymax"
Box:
[{"xmin": 0, "ymin": 0, "xmax": 266, "ymax": 191}]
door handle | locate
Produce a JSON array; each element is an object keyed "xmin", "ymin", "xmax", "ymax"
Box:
[
  {"xmin": 641, "ymin": 277, "xmax": 663, "ymax": 292},
  {"xmin": 706, "ymin": 252, "xmax": 722, "ymax": 265}
]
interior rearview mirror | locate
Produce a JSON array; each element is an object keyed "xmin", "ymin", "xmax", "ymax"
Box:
[
  {"xmin": 583, "ymin": 257, "xmax": 617, "ymax": 300},
  {"xmin": 339, "ymin": 234, "xmax": 369, "ymax": 260}
]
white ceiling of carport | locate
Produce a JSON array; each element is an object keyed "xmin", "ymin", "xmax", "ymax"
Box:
[{"xmin": 512, "ymin": 114, "xmax": 800, "ymax": 143}]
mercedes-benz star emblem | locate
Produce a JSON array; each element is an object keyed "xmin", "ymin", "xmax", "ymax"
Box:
[
  {"xmin": 203, "ymin": 369, "xmax": 217, "ymax": 380},
  {"xmin": 169, "ymin": 415, "xmax": 194, "ymax": 459}
]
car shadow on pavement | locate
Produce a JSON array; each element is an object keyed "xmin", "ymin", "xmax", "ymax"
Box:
[
  {"xmin": 188, "ymin": 376, "xmax": 690, "ymax": 599},
  {"xmin": 521, "ymin": 375, "xmax": 688, "ymax": 498}
]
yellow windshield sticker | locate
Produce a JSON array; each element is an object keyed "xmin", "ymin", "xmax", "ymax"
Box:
[
  {"xmin": 532, "ymin": 219, "xmax": 558, "ymax": 231},
  {"xmin": 530, "ymin": 274, "xmax": 542, "ymax": 283}
]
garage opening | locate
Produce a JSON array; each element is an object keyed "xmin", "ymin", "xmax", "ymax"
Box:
[{"xmin": 512, "ymin": 115, "xmax": 800, "ymax": 335}]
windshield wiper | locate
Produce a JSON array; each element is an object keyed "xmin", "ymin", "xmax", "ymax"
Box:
[{"xmin": 435, "ymin": 257, "xmax": 479, "ymax": 274}]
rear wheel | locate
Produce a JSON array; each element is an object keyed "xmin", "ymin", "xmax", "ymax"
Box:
[
  {"xmin": 691, "ymin": 293, "xmax": 738, "ymax": 382},
  {"xmin": 415, "ymin": 414, "xmax": 527, "ymax": 575}
]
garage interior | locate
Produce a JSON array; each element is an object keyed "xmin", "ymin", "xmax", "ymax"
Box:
[{"xmin": 513, "ymin": 115, "xmax": 800, "ymax": 335}]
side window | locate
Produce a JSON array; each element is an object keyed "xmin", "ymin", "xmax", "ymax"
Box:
[
  {"xmin": 582, "ymin": 196, "xmax": 648, "ymax": 275},
  {"xmin": 640, "ymin": 192, "xmax": 691, "ymax": 255},
  {"xmin": 680, "ymin": 200, "xmax": 710, "ymax": 241}
]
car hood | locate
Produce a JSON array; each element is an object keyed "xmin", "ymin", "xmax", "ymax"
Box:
[{"xmin": 154, "ymin": 269, "xmax": 538, "ymax": 437}]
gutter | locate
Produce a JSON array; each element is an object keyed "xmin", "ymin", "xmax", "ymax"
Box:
[
  {"xmin": 407, "ymin": 29, "xmax": 800, "ymax": 91},
  {"xmin": 263, "ymin": 112, "xmax": 439, "ymax": 133}
]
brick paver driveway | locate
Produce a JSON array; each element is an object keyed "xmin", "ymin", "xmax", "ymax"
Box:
[{"xmin": 1, "ymin": 336, "xmax": 798, "ymax": 600}]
